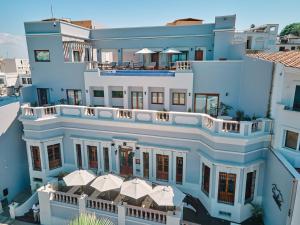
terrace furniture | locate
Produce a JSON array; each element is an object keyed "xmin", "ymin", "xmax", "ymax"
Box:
[
  {"xmin": 133, "ymin": 62, "xmax": 143, "ymax": 70},
  {"xmin": 113, "ymin": 194, "xmax": 123, "ymax": 204},
  {"xmin": 145, "ymin": 62, "xmax": 156, "ymax": 70},
  {"xmin": 117, "ymin": 61, "xmax": 130, "ymax": 70},
  {"xmin": 106, "ymin": 62, "xmax": 117, "ymax": 70}
]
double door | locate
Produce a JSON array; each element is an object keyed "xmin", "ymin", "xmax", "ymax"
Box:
[
  {"xmin": 131, "ymin": 91, "xmax": 143, "ymax": 109},
  {"xmin": 119, "ymin": 147, "xmax": 133, "ymax": 176}
]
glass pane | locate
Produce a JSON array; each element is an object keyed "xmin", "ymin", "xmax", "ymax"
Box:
[
  {"xmin": 293, "ymin": 86, "xmax": 300, "ymax": 111},
  {"xmin": 207, "ymin": 95, "xmax": 218, "ymax": 116},
  {"xmin": 195, "ymin": 95, "xmax": 206, "ymax": 113},
  {"xmin": 285, "ymin": 130, "xmax": 299, "ymax": 150},
  {"xmin": 67, "ymin": 90, "xmax": 75, "ymax": 105}
]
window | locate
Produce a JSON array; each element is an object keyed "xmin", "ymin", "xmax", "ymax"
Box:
[
  {"xmin": 93, "ymin": 90, "xmax": 104, "ymax": 97},
  {"xmin": 143, "ymin": 152, "xmax": 149, "ymax": 179},
  {"xmin": 218, "ymin": 172, "xmax": 236, "ymax": 205},
  {"xmin": 285, "ymin": 130, "xmax": 299, "ymax": 150},
  {"xmin": 47, "ymin": 144, "xmax": 62, "ymax": 170},
  {"xmin": 171, "ymin": 51, "xmax": 188, "ymax": 62},
  {"xmin": 156, "ymin": 154, "xmax": 169, "ymax": 181},
  {"xmin": 73, "ymin": 51, "xmax": 80, "ymax": 62},
  {"xmin": 172, "ymin": 93, "xmax": 186, "ymax": 105},
  {"xmin": 88, "ymin": 145, "xmax": 98, "ymax": 169},
  {"xmin": 0, "ymin": 78, "xmax": 4, "ymax": 84},
  {"xmin": 112, "ymin": 91, "xmax": 123, "ymax": 98},
  {"xmin": 245, "ymin": 171, "xmax": 256, "ymax": 203},
  {"xmin": 76, "ymin": 144, "xmax": 82, "ymax": 169},
  {"xmin": 103, "ymin": 147, "xmax": 109, "ymax": 172},
  {"xmin": 279, "ymin": 46, "xmax": 285, "ymax": 51},
  {"xmin": 31, "ymin": 146, "xmax": 41, "ymax": 171},
  {"xmin": 67, "ymin": 89, "xmax": 82, "ymax": 105},
  {"xmin": 201, "ymin": 164, "xmax": 210, "ymax": 196},
  {"xmin": 22, "ymin": 78, "xmax": 27, "ymax": 84},
  {"xmin": 27, "ymin": 78, "xmax": 32, "ymax": 84},
  {"xmin": 34, "ymin": 50, "xmax": 50, "ymax": 62},
  {"xmin": 293, "ymin": 85, "xmax": 300, "ymax": 111},
  {"xmin": 37, "ymin": 88, "xmax": 50, "ymax": 106},
  {"xmin": 194, "ymin": 93, "xmax": 219, "ymax": 116},
  {"xmin": 291, "ymin": 46, "xmax": 296, "ymax": 50},
  {"xmin": 176, "ymin": 157, "xmax": 183, "ymax": 184},
  {"xmin": 151, "ymin": 92, "xmax": 164, "ymax": 104}
]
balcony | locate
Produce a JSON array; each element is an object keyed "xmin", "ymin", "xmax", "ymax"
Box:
[
  {"xmin": 20, "ymin": 104, "xmax": 272, "ymax": 137},
  {"xmin": 86, "ymin": 61, "xmax": 192, "ymax": 73}
]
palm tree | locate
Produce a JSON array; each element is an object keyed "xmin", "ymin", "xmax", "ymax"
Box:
[{"xmin": 69, "ymin": 213, "xmax": 114, "ymax": 225}]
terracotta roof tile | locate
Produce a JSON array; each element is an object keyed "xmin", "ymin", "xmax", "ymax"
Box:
[{"xmin": 247, "ymin": 51, "xmax": 300, "ymax": 69}]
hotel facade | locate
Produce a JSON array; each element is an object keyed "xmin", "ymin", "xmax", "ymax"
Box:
[{"xmin": 15, "ymin": 15, "xmax": 300, "ymax": 225}]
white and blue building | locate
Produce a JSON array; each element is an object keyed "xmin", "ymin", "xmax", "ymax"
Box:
[{"xmin": 13, "ymin": 15, "xmax": 300, "ymax": 225}]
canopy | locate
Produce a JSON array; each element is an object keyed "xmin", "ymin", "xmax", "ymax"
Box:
[
  {"xmin": 149, "ymin": 185, "xmax": 185, "ymax": 206},
  {"xmin": 161, "ymin": 48, "xmax": 182, "ymax": 54},
  {"xmin": 120, "ymin": 178, "xmax": 153, "ymax": 199},
  {"xmin": 63, "ymin": 170, "xmax": 96, "ymax": 186},
  {"xmin": 91, "ymin": 174, "xmax": 124, "ymax": 192},
  {"xmin": 136, "ymin": 48, "xmax": 156, "ymax": 54}
]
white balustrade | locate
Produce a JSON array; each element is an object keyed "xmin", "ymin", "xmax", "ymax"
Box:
[
  {"xmin": 20, "ymin": 104, "xmax": 272, "ymax": 137},
  {"xmin": 126, "ymin": 205, "xmax": 167, "ymax": 224},
  {"xmin": 51, "ymin": 191, "xmax": 78, "ymax": 205},
  {"xmin": 176, "ymin": 61, "xmax": 192, "ymax": 71},
  {"xmin": 86, "ymin": 198, "xmax": 117, "ymax": 213}
]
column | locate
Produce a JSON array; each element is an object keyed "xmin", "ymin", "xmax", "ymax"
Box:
[
  {"xmin": 117, "ymin": 202, "xmax": 127, "ymax": 225},
  {"xmin": 104, "ymin": 86, "xmax": 110, "ymax": 107},
  {"xmin": 123, "ymin": 86, "xmax": 129, "ymax": 109},
  {"xmin": 164, "ymin": 88, "xmax": 170, "ymax": 111},
  {"xmin": 118, "ymin": 49, "xmax": 123, "ymax": 65},
  {"xmin": 143, "ymin": 87, "xmax": 149, "ymax": 110},
  {"xmin": 38, "ymin": 186, "xmax": 53, "ymax": 225},
  {"xmin": 79, "ymin": 194, "xmax": 88, "ymax": 214},
  {"xmin": 187, "ymin": 90, "xmax": 193, "ymax": 112},
  {"xmin": 85, "ymin": 88, "xmax": 91, "ymax": 106}
]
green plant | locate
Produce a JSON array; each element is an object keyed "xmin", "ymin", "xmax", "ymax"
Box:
[
  {"xmin": 188, "ymin": 108, "xmax": 192, "ymax": 113},
  {"xmin": 69, "ymin": 213, "xmax": 114, "ymax": 225},
  {"xmin": 250, "ymin": 203, "xmax": 264, "ymax": 225},
  {"xmin": 219, "ymin": 102, "xmax": 232, "ymax": 116},
  {"xmin": 280, "ymin": 23, "xmax": 300, "ymax": 36}
]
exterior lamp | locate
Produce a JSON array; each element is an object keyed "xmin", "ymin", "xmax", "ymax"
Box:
[
  {"xmin": 124, "ymin": 90, "xmax": 126, "ymax": 95},
  {"xmin": 144, "ymin": 92, "xmax": 147, "ymax": 95}
]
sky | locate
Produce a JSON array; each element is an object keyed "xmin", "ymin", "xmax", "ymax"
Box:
[{"xmin": 0, "ymin": 0, "xmax": 299, "ymax": 58}]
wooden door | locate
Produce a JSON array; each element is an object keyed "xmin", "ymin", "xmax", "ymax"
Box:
[
  {"xmin": 119, "ymin": 148, "xmax": 133, "ymax": 176},
  {"xmin": 131, "ymin": 92, "xmax": 143, "ymax": 109},
  {"xmin": 195, "ymin": 50, "xmax": 203, "ymax": 61}
]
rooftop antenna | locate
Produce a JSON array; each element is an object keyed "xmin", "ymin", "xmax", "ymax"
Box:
[{"xmin": 50, "ymin": 0, "xmax": 54, "ymax": 19}]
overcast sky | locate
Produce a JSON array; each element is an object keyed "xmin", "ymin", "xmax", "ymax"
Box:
[{"xmin": 0, "ymin": 0, "xmax": 299, "ymax": 58}]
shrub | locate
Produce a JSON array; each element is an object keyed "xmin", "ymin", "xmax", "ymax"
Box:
[{"xmin": 69, "ymin": 213, "xmax": 114, "ymax": 225}]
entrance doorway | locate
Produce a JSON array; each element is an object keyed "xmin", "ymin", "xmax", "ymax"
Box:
[
  {"xmin": 37, "ymin": 88, "xmax": 50, "ymax": 106},
  {"xmin": 195, "ymin": 49, "xmax": 203, "ymax": 61},
  {"xmin": 131, "ymin": 91, "xmax": 143, "ymax": 109},
  {"xmin": 119, "ymin": 147, "xmax": 133, "ymax": 176}
]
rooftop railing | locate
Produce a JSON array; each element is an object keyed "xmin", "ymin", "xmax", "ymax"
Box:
[{"xmin": 20, "ymin": 104, "xmax": 272, "ymax": 137}]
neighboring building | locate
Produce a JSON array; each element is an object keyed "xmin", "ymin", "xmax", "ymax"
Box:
[
  {"xmin": 13, "ymin": 15, "xmax": 299, "ymax": 225},
  {"xmin": 277, "ymin": 34, "xmax": 300, "ymax": 51},
  {"xmin": 248, "ymin": 51, "xmax": 300, "ymax": 225},
  {"xmin": 0, "ymin": 58, "xmax": 32, "ymax": 95},
  {"xmin": 0, "ymin": 97, "xmax": 30, "ymax": 213},
  {"xmin": 243, "ymin": 24, "xmax": 279, "ymax": 52}
]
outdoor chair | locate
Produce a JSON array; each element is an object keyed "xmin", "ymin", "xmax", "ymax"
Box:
[
  {"xmin": 145, "ymin": 62, "xmax": 156, "ymax": 70},
  {"xmin": 133, "ymin": 62, "xmax": 143, "ymax": 70},
  {"xmin": 118, "ymin": 61, "xmax": 130, "ymax": 70}
]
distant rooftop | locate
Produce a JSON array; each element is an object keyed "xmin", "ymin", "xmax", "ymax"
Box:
[
  {"xmin": 247, "ymin": 51, "xmax": 300, "ymax": 69},
  {"xmin": 166, "ymin": 18, "xmax": 203, "ymax": 26}
]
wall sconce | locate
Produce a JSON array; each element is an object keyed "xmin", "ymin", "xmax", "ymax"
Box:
[
  {"xmin": 118, "ymin": 49, "xmax": 121, "ymax": 53},
  {"xmin": 86, "ymin": 90, "xmax": 89, "ymax": 93},
  {"xmin": 115, "ymin": 149, "xmax": 118, "ymax": 155},
  {"xmin": 190, "ymin": 48, "xmax": 193, "ymax": 51},
  {"xmin": 136, "ymin": 146, "xmax": 140, "ymax": 150},
  {"xmin": 225, "ymin": 92, "xmax": 229, "ymax": 96},
  {"xmin": 188, "ymin": 93, "xmax": 191, "ymax": 96},
  {"xmin": 123, "ymin": 142, "xmax": 127, "ymax": 146},
  {"xmin": 144, "ymin": 92, "xmax": 147, "ymax": 96},
  {"xmin": 61, "ymin": 88, "xmax": 64, "ymax": 92},
  {"xmin": 111, "ymin": 143, "xmax": 115, "ymax": 147},
  {"xmin": 124, "ymin": 90, "xmax": 126, "ymax": 95}
]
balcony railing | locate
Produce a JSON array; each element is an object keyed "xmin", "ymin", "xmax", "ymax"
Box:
[
  {"xmin": 126, "ymin": 204, "xmax": 167, "ymax": 224},
  {"xmin": 86, "ymin": 198, "xmax": 117, "ymax": 214},
  {"xmin": 20, "ymin": 104, "xmax": 272, "ymax": 137},
  {"xmin": 52, "ymin": 191, "xmax": 78, "ymax": 205}
]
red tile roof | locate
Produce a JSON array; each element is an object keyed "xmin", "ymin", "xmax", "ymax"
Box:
[{"xmin": 247, "ymin": 51, "xmax": 300, "ymax": 69}]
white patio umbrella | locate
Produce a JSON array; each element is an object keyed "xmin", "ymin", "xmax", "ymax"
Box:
[
  {"xmin": 161, "ymin": 48, "xmax": 182, "ymax": 54},
  {"xmin": 120, "ymin": 178, "xmax": 153, "ymax": 200},
  {"xmin": 63, "ymin": 169, "xmax": 96, "ymax": 187},
  {"xmin": 135, "ymin": 48, "xmax": 156, "ymax": 54},
  {"xmin": 91, "ymin": 174, "xmax": 124, "ymax": 192},
  {"xmin": 149, "ymin": 185, "xmax": 185, "ymax": 207}
]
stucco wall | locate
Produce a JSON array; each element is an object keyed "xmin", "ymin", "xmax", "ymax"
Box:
[{"xmin": 0, "ymin": 102, "xmax": 30, "ymax": 203}]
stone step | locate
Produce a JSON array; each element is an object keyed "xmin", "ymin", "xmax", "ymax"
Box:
[{"xmin": 0, "ymin": 215, "xmax": 14, "ymax": 224}]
